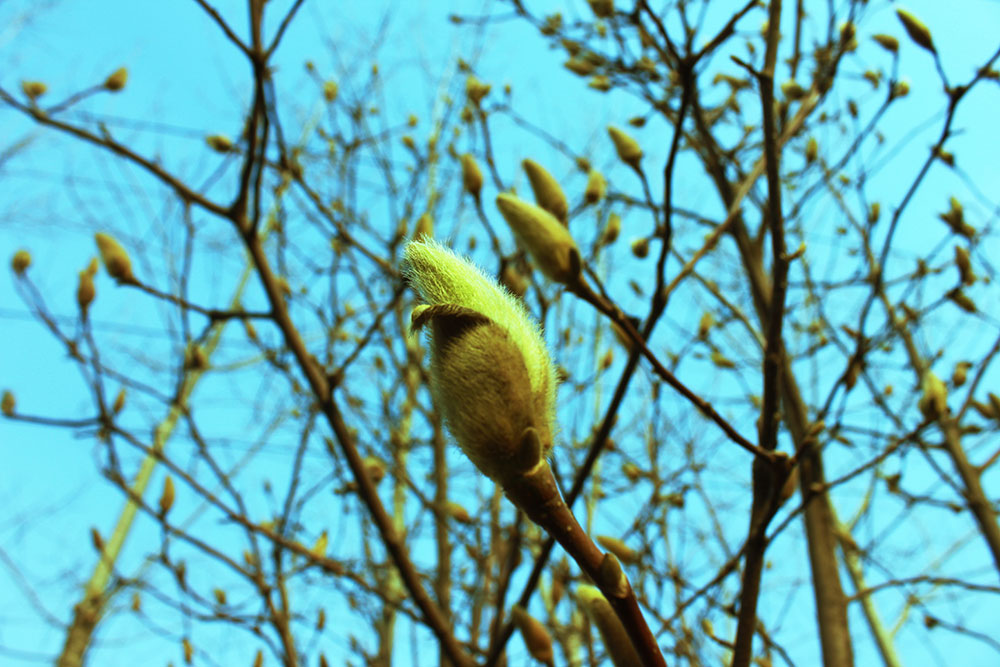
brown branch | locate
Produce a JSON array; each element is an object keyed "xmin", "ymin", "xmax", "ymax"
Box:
[{"xmin": 732, "ymin": 1, "xmax": 790, "ymax": 663}]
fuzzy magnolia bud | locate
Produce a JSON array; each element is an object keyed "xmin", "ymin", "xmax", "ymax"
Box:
[
  {"xmin": 872, "ymin": 34, "xmax": 899, "ymax": 53},
  {"xmin": 11, "ymin": 249, "xmax": 31, "ymax": 275},
  {"xmin": 95, "ymin": 232, "xmax": 135, "ymax": 283},
  {"xmin": 495, "ymin": 193, "xmax": 581, "ymax": 285},
  {"xmin": 805, "ymin": 136, "xmax": 818, "ymax": 163},
  {"xmin": 500, "ymin": 263, "xmax": 529, "ymax": 298},
  {"xmin": 21, "ymin": 80, "xmax": 47, "ymax": 100},
  {"xmin": 587, "ymin": 0, "xmax": 614, "ymax": 19},
  {"xmin": 413, "ymin": 212, "xmax": 434, "ymax": 239},
  {"xmin": 577, "ymin": 584, "xmax": 642, "ymax": 667},
  {"xmin": 918, "ymin": 371, "xmax": 948, "ymax": 420},
  {"xmin": 77, "ymin": 257, "xmax": 98, "ymax": 314},
  {"xmin": 596, "ymin": 535, "xmax": 639, "ymax": 565},
  {"xmin": 564, "ymin": 58, "xmax": 596, "ymax": 76},
  {"xmin": 601, "ymin": 213, "xmax": 621, "ymax": 245},
  {"xmin": 311, "ymin": 530, "xmax": 328, "ymax": 557},
  {"xmin": 461, "ymin": 153, "xmax": 483, "ymax": 201},
  {"xmin": 584, "ymin": 169, "xmax": 606, "ymax": 205},
  {"xmin": 206, "ymin": 134, "xmax": 234, "ymax": 153},
  {"xmin": 895, "ymin": 8, "xmax": 935, "ymax": 54},
  {"xmin": 510, "ymin": 605, "xmax": 554, "ymax": 664},
  {"xmin": 403, "ymin": 240, "xmax": 557, "ymax": 484},
  {"xmin": 77, "ymin": 268, "xmax": 96, "ymax": 314},
  {"xmin": 954, "ymin": 245, "xmax": 975, "ymax": 285},
  {"xmin": 158, "ymin": 475, "xmax": 175, "ymax": 516},
  {"xmin": 630, "ymin": 237, "xmax": 649, "ymax": 259},
  {"xmin": 323, "ymin": 80, "xmax": 338, "ymax": 102},
  {"xmin": 522, "ymin": 159, "xmax": 568, "ymax": 224},
  {"xmin": 607, "ymin": 126, "xmax": 642, "ymax": 170},
  {"xmin": 952, "ymin": 361, "xmax": 972, "ymax": 387},
  {"xmin": 445, "ymin": 501, "xmax": 473, "ymax": 524},
  {"xmin": 465, "ymin": 75, "xmax": 491, "ymax": 106},
  {"xmin": 697, "ymin": 312, "xmax": 714, "ymax": 338},
  {"xmin": 363, "ymin": 455, "xmax": 387, "ymax": 485},
  {"xmin": 112, "ymin": 387, "xmax": 126, "ymax": 414},
  {"xmin": 104, "ymin": 67, "xmax": 128, "ymax": 91},
  {"xmin": 1, "ymin": 390, "xmax": 14, "ymax": 416}
]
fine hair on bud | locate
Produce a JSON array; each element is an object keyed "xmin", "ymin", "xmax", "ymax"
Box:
[
  {"xmin": 403, "ymin": 240, "xmax": 558, "ymax": 483},
  {"xmin": 495, "ymin": 193, "xmax": 581, "ymax": 285}
]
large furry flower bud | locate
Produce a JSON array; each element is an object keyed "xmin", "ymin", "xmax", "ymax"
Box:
[{"xmin": 403, "ymin": 240, "xmax": 557, "ymax": 483}]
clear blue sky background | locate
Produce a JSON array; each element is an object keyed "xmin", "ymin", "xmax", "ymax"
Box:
[{"xmin": 2, "ymin": 1, "xmax": 1000, "ymax": 665}]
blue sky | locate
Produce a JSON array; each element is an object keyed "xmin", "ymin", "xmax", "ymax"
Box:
[{"xmin": 2, "ymin": 1, "xmax": 1000, "ymax": 665}]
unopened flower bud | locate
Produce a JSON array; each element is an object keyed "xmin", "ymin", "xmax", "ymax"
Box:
[
  {"xmin": 112, "ymin": 387, "xmax": 126, "ymax": 414},
  {"xmin": 918, "ymin": 371, "xmax": 948, "ymax": 419},
  {"xmin": 495, "ymin": 193, "xmax": 581, "ymax": 285},
  {"xmin": 363, "ymin": 455, "xmax": 387, "ymax": 485},
  {"xmin": 510, "ymin": 605, "xmax": 554, "ymax": 664},
  {"xmin": 781, "ymin": 79, "xmax": 807, "ymax": 100},
  {"xmin": 895, "ymin": 8, "xmax": 935, "ymax": 54},
  {"xmin": 461, "ymin": 153, "xmax": 483, "ymax": 201},
  {"xmin": 465, "ymin": 75, "xmax": 491, "ymax": 106},
  {"xmin": 323, "ymin": 80, "xmax": 338, "ymax": 102},
  {"xmin": 805, "ymin": 136, "xmax": 818, "ymax": 163},
  {"xmin": 11, "ymin": 249, "xmax": 31, "ymax": 275},
  {"xmin": 95, "ymin": 233, "xmax": 135, "ymax": 283},
  {"xmin": 522, "ymin": 159, "xmax": 568, "ymax": 224},
  {"xmin": 584, "ymin": 169, "xmax": 606, "ymax": 205},
  {"xmin": 21, "ymin": 80, "xmax": 47, "ymax": 101},
  {"xmin": 622, "ymin": 462, "xmax": 642, "ymax": 482},
  {"xmin": 159, "ymin": 475, "xmax": 175, "ymax": 516},
  {"xmin": 311, "ymin": 530, "xmax": 328, "ymax": 557},
  {"xmin": 577, "ymin": 584, "xmax": 643, "ymax": 667},
  {"xmin": 77, "ymin": 267, "xmax": 96, "ymax": 314},
  {"xmin": 596, "ymin": 535, "xmax": 639, "ymax": 564},
  {"xmin": 206, "ymin": 134, "xmax": 234, "ymax": 153},
  {"xmin": 588, "ymin": 75, "xmax": 612, "ymax": 92},
  {"xmin": 1, "ymin": 390, "xmax": 15, "ymax": 416},
  {"xmin": 500, "ymin": 263, "xmax": 529, "ymax": 298},
  {"xmin": 697, "ymin": 312, "xmax": 714, "ymax": 338},
  {"xmin": 952, "ymin": 361, "xmax": 971, "ymax": 387},
  {"xmin": 564, "ymin": 58, "xmax": 596, "ymax": 76},
  {"xmin": 445, "ymin": 501, "xmax": 473, "ymax": 524},
  {"xmin": 403, "ymin": 240, "xmax": 557, "ymax": 484},
  {"xmin": 630, "ymin": 237, "xmax": 649, "ymax": 258},
  {"xmin": 104, "ymin": 67, "xmax": 128, "ymax": 92},
  {"xmin": 954, "ymin": 245, "xmax": 975, "ymax": 284},
  {"xmin": 601, "ymin": 213, "xmax": 621, "ymax": 245},
  {"xmin": 413, "ymin": 212, "xmax": 433, "ymax": 239},
  {"xmin": 607, "ymin": 126, "xmax": 642, "ymax": 170},
  {"xmin": 868, "ymin": 202, "xmax": 881, "ymax": 224},
  {"xmin": 872, "ymin": 34, "xmax": 899, "ymax": 53}
]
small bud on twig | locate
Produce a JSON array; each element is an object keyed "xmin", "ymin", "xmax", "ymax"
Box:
[
  {"xmin": 103, "ymin": 67, "xmax": 128, "ymax": 92},
  {"xmin": 94, "ymin": 233, "xmax": 135, "ymax": 283}
]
